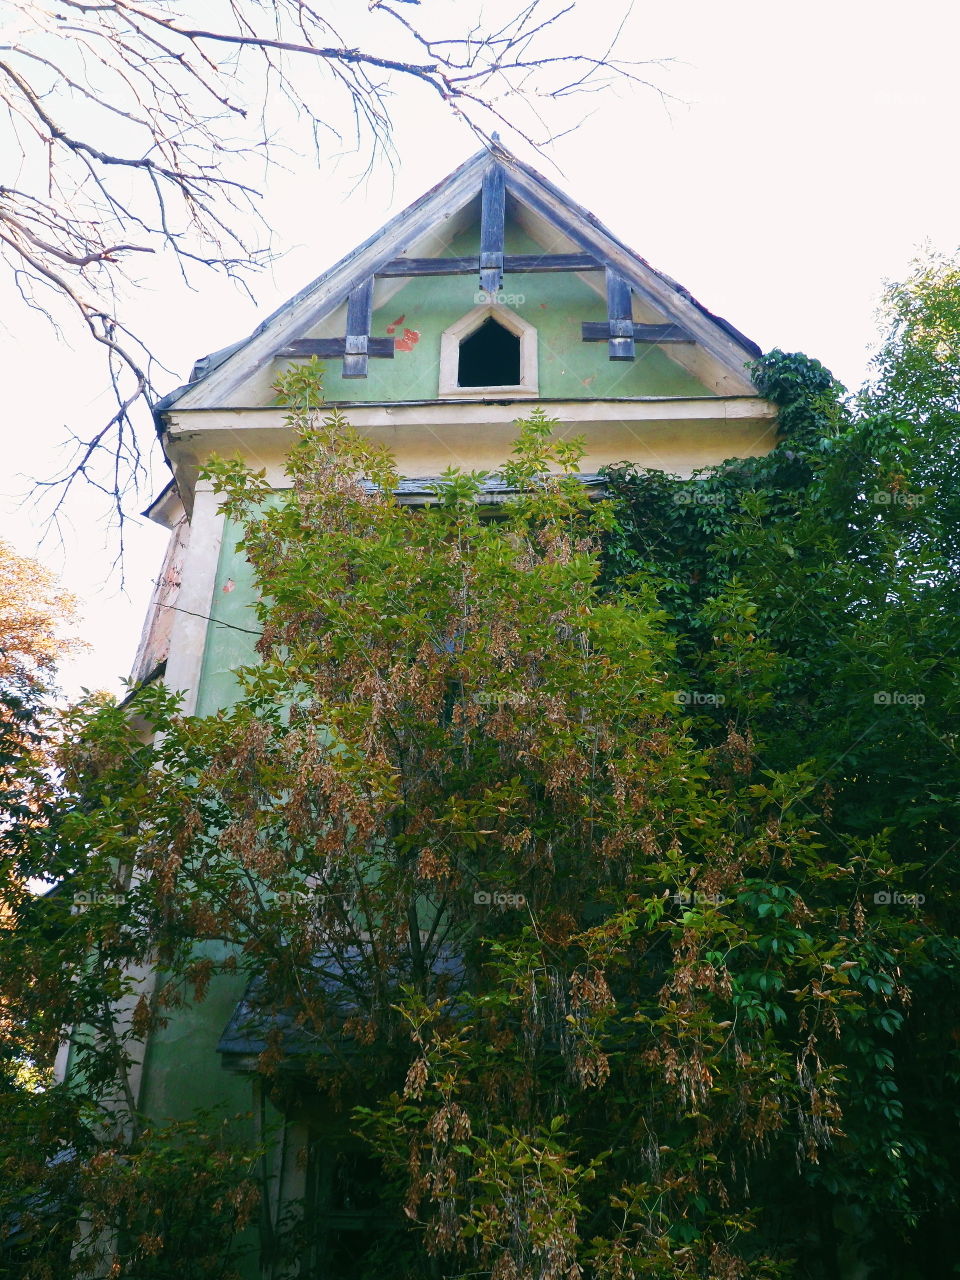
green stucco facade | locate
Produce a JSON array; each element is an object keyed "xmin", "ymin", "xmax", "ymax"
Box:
[{"xmin": 138, "ymin": 945, "xmax": 252, "ymax": 1122}]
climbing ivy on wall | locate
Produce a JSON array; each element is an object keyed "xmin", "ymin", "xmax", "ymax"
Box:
[
  {"xmin": 600, "ymin": 343, "xmax": 960, "ymax": 1276},
  {"xmin": 601, "ymin": 349, "xmax": 846, "ymax": 643}
]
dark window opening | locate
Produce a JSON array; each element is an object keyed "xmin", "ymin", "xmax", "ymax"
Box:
[
  {"xmin": 457, "ymin": 317, "xmax": 521, "ymax": 387},
  {"xmin": 305, "ymin": 1145, "xmax": 415, "ymax": 1280}
]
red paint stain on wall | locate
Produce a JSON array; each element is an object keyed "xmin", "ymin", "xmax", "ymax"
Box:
[
  {"xmin": 385, "ymin": 315, "xmax": 405, "ymax": 335},
  {"xmin": 394, "ymin": 328, "xmax": 421, "ymax": 353}
]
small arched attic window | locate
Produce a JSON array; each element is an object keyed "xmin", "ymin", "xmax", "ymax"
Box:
[
  {"xmin": 439, "ymin": 303, "xmax": 538, "ymax": 398},
  {"xmin": 458, "ymin": 317, "xmax": 520, "ymax": 387}
]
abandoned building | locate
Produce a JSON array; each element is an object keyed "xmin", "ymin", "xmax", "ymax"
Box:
[{"xmin": 60, "ymin": 141, "xmax": 776, "ymax": 1275}]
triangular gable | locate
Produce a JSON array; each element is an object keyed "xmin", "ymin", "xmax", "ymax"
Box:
[{"xmin": 159, "ymin": 145, "xmax": 760, "ymax": 418}]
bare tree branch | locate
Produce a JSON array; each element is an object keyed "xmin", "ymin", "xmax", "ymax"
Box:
[{"xmin": 0, "ymin": 0, "xmax": 662, "ymax": 534}]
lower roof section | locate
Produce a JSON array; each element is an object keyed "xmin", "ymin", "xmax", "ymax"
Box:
[{"xmin": 218, "ymin": 945, "xmax": 465, "ymax": 1076}]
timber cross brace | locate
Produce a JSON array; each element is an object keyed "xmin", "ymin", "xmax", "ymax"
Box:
[
  {"xmin": 275, "ymin": 278, "xmax": 391, "ymax": 379},
  {"xmin": 582, "ymin": 268, "xmax": 695, "ymax": 362},
  {"xmin": 274, "ymin": 163, "xmax": 695, "ymax": 377}
]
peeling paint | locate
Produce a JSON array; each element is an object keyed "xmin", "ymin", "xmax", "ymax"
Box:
[
  {"xmin": 222, "ymin": 578, "xmax": 235, "ymax": 593},
  {"xmin": 395, "ymin": 327, "xmax": 421, "ymax": 353}
]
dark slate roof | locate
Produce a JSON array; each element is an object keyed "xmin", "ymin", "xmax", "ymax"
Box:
[
  {"xmin": 145, "ymin": 471, "xmax": 608, "ymax": 523},
  {"xmin": 367, "ymin": 472, "xmax": 608, "ymax": 504},
  {"xmin": 217, "ymin": 945, "xmax": 465, "ymax": 1069},
  {"xmin": 1, "ymin": 1148, "xmax": 77, "ymax": 1252}
]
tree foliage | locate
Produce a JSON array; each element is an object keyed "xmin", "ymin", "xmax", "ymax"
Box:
[
  {"xmin": 600, "ymin": 306, "xmax": 960, "ymax": 1273},
  {"xmin": 0, "ymin": 538, "xmax": 83, "ymax": 900},
  {"xmin": 862, "ymin": 248, "xmax": 960, "ymax": 579},
  {"xmin": 1, "ymin": 539, "xmax": 77, "ymax": 932},
  {"xmin": 7, "ymin": 258, "xmax": 960, "ymax": 1276},
  {"xmin": 0, "ymin": 543, "xmax": 261, "ymax": 1276},
  {"xmin": 0, "ymin": 545, "xmax": 84, "ymax": 1270}
]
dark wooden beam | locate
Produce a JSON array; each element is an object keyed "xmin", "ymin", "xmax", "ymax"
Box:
[
  {"xmin": 275, "ymin": 338, "xmax": 395, "ymax": 360},
  {"xmin": 376, "ymin": 252, "xmax": 601, "ymax": 277},
  {"xmin": 342, "ymin": 277, "xmax": 374, "ymax": 378},
  {"xmin": 378, "ymin": 256, "xmax": 478, "ymax": 277},
  {"xmin": 605, "ymin": 268, "xmax": 635, "ymax": 361},
  {"xmin": 503, "ymin": 252, "xmax": 600, "ymax": 274},
  {"xmin": 581, "ymin": 322, "xmax": 695, "ymax": 344},
  {"xmin": 479, "ymin": 165, "xmax": 506, "ymax": 295}
]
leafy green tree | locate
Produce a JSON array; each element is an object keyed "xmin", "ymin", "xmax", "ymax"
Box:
[
  {"xmin": 603, "ymin": 286, "xmax": 960, "ymax": 1271},
  {"xmin": 863, "ymin": 249, "xmax": 960, "ymax": 581},
  {"xmin": 0, "ymin": 540, "xmax": 83, "ymax": 1091},
  {"xmin": 0, "ymin": 546, "xmax": 263, "ymax": 1279},
  {"xmin": 8, "ymin": 340, "xmax": 960, "ymax": 1276}
]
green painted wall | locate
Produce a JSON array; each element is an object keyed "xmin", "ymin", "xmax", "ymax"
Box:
[
  {"xmin": 138, "ymin": 943, "xmax": 252, "ymax": 1122},
  {"xmin": 198, "ymin": 217, "xmax": 725, "ymax": 710},
  {"xmin": 147, "ymin": 528, "xmax": 259, "ymax": 1120},
  {"xmin": 196, "ymin": 517, "xmax": 262, "ymax": 716},
  {"xmin": 311, "ymin": 221, "xmax": 711, "ymax": 403}
]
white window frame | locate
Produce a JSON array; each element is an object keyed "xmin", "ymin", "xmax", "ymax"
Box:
[{"xmin": 438, "ymin": 302, "xmax": 539, "ymax": 398}]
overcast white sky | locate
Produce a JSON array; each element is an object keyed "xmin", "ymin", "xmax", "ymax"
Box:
[{"xmin": 3, "ymin": 0, "xmax": 959, "ymax": 700}]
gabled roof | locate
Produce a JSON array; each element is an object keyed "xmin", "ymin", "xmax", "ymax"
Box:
[{"xmin": 154, "ymin": 143, "xmax": 761, "ymax": 425}]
